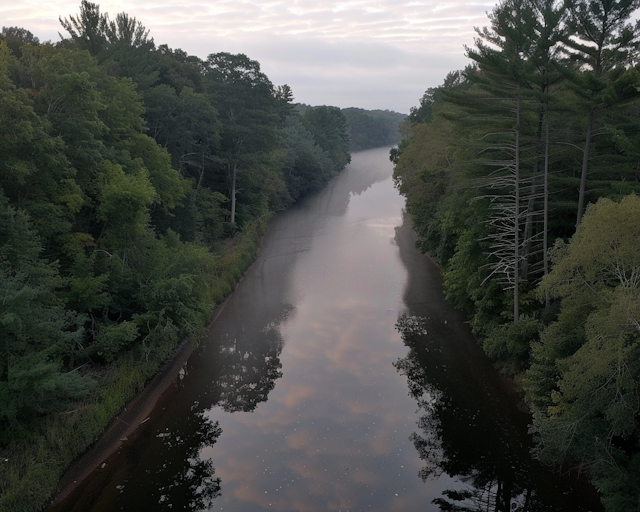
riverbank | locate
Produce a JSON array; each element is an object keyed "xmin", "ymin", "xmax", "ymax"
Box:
[{"xmin": 0, "ymin": 217, "xmax": 268, "ymax": 512}]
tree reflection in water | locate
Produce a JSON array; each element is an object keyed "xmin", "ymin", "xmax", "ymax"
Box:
[
  {"xmin": 153, "ymin": 410, "xmax": 223, "ymax": 511},
  {"xmin": 214, "ymin": 305, "xmax": 290, "ymax": 413},
  {"xmin": 95, "ymin": 305, "xmax": 290, "ymax": 512},
  {"xmin": 98, "ymin": 405, "xmax": 224, "ymax": 512},
  {"xmin": 155, "ymin": 302, "xmax": 288, "ymax": 508},
  {"xmin": 394, "ymin": 314, "xmax": 590, "ymax": 512}
]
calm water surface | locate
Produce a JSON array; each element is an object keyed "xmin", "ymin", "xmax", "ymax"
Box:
[{"xmin": 56, "ymin": 147, "xmax": 601, "ymax": 511}]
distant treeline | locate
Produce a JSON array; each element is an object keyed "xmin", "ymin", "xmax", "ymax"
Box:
[
  {"xmin": 0, "ymin": 2, "xmax": 351, "ymax": 510},
  {"xmin": 341, "ymin": 108, "xmax": 405, "ymax": 151},
  {"xmin": 392, "ymin": 0, "xmax": 640, "ymax": 510},
  {"xmin": 297, "ymin": 104, "xmax": 405, "ymax": 152}
]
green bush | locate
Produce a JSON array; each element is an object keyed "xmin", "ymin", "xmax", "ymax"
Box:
[{"xmin": 483, "ymin": 316, "xmax": 540, "ymax": 374}]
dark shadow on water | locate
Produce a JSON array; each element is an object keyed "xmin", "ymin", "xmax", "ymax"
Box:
[
  {"xmin": 123, "ymin": 410, "xmax": 223, "ymax": 511},
  {"xmin": 393, "ymin": 210, "xmax": 603, "ymax": 512}
]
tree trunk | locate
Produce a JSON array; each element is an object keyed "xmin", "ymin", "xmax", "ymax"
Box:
[
  {"xmin": 230, "ymin": 163, "xmax": 237, "ymax": 224},
  {"xmin": 514, "ymin": 86, "xmax": 521, "ymax": 323},
  {"xmin": 524, "ymin": 487, "xmax": 532, "ymax": 511},
  {"xmin": 495, "ymin": 479, "xmax": 502, "ymax": 512},
  {"xmin": 543, "ymin": 93, "xmax": 550, "ymax": 307},
  {"xmin": 501, "ymin": 477, "xmax": 513, "ymax": 512},
  {"xmin": 576, "ymin": 109, "xmax": 594, "ymax": 228},
  {"xmin": 522, "ymin": 194, "xmax": 536, "ymax": 279}
]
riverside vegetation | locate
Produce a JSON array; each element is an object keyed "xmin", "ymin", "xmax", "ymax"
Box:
[
  {"xmin": 0, "ymin": 3, "xmax": 404, "ymax": 511},
  {"xmin": 391, "ymin": 0, "xmax": 640, "ymax": 510}
]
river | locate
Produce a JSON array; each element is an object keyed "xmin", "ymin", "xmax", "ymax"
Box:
[{"xmin": 52, "ymin": 147, "xmax": 601, "ymax": 511}]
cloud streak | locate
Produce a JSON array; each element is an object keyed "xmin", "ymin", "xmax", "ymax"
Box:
[{"xmin": 4, "ymin": 0, "xmax": 496, "ymax": 111}]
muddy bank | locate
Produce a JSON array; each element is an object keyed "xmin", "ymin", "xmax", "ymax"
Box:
[{"xmin": 48, "ymin": 305, "xmax": 226, "ymax": 508}]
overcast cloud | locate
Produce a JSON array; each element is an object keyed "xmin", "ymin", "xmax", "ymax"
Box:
[{"xmin": 3, "ymin": 1, "xmax": 498, "ymax": 112}]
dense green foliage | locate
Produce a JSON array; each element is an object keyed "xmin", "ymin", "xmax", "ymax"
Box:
[
  {"xmin": 391, "ymin": 1, "xmax": 640, "ymax": 509},
  {"xmin": 341, "ymin": 107, "xmax": 405, "ymax": 151},
  {"xmin": 530, "ymin": 196, "xmax": 640, "ymax": 511},
  {"xmin": 297, "ymin": 103, "xmax": 405, "ymax": 152},
  {"xmin": 0, "ymin": 3, "xmax": 351, "ymax": 510}
]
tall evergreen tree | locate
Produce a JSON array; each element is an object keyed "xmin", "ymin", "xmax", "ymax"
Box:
[
  {"xmin": 59, "ymin": 0, "xmax": 109, "ymax": 59},
  {"xmin": 529, "ymin": 0, "xmax": 567, "ymax": 300},
  {"xmin": 561, "ymin": 0, "xmax": 640, "ymax": 227},
  {"xmin": 458, "ymin": 0, "xmax": 540, "ymax": 322}
]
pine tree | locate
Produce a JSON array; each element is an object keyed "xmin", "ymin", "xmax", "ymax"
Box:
[
  {"xmin": 453, "ymin": 0, "xmax": 540, "ymax": 321},
  {"xmin": 560, "ymin": 0, "xmax": 640, "ymax": 227}
]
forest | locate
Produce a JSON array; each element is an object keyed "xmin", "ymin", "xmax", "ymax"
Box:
[
  {"xmin": 0, "ymin": 2, "xmax": 366, "ymax": 510},
  {"xmin": 391, "ymin": 0, "xmax": 640, "ymax": 510},
  {"xmin": 295, "ymin": 104, "xmax": 405, "ymax": 152},
  {"xmin": 341, "ymin": 108, "xmax": 405, "ymax": 151}
]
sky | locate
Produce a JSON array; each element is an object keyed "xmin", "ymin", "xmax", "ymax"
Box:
[{"xmin": 2, "ymin": 1, "xmax": 499, "ymax": 113}]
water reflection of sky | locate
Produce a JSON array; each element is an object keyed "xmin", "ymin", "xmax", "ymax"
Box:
[{"xmin": 201, "ymin": 148, "xmax": 457, "ymax": 511}]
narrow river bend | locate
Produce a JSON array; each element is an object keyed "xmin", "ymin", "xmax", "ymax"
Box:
[{"xmin": 54, "ymin": 147, "xmax": 600, "ymax": 512}]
